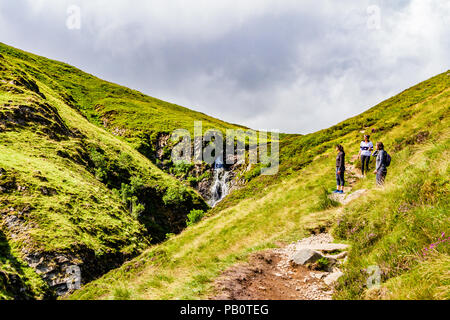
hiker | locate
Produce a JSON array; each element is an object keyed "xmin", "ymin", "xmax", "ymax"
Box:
[
  {"xmin": 373, "ymin": 142, "xmax": 389, "ymax": 185},
  {"xmin": 358, "ymin": 135, "xmax": 373, "ymax": 176},
  {"xmin": 334, "ymin": 144, "xmax": 345, "ymax": 194}
]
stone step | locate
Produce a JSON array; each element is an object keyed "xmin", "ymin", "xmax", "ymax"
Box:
[
  {"xmin": 297, "ymin": 243, "xmax": 349, "ymax": 253},
  {"xmin": 323, "ymin": 270, "xmax": 344, "ymax": 286},
  {"xmin": 290, "ymin": 249, "xmax": 322, "ymax": 265}
]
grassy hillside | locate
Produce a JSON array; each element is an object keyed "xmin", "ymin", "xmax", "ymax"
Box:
[
  {"xmin": 69, "ymin": 71, "xmax": 449, "ymax": 300},
  {"xmin": 0, "ymin": 43, "xmax": 246, "ymax": 157},
  {"xmin": 0, "ymin": 44, "xmax": 271, "ymax": 203},
  {"xmin": 0, "ymin": 44, "xmax": 210, "ymax": 299}
]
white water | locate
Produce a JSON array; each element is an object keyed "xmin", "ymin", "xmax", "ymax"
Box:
[{"xmin": 208, "ymin": 168, "xmax": 230, "ymax": 207}]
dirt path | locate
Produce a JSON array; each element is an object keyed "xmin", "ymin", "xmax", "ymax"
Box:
[
  {"xmin": 211, "ymin": 233, "xmax": 348, "ymax": 300},
  {"xmin": 211, "ymin": 156, "xmax": 369, "ymax": 300}
]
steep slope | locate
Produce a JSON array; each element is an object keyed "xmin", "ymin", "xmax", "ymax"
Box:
[
  {"xmin": 0, "ymin": 43, "xmax": 262, "ymax": 205},
  {"xmin": 0, "ymin": 43, "xmax": 244, "ymax": 136},
  {"xmin": 0, "ymin": 43, "xmax": 248, "ymax": 188},
  {"xmin": 69, "ymin": 71, "xmax": 449, "ymax": 300},
  {"xmin": 0, "ymin": 45, "xmax": 209, "ymax": 299}
]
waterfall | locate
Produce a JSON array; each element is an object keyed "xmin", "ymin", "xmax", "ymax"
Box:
[{"xmin": 208, "ymin": 158, "xmax": 230, "ymax": 207}]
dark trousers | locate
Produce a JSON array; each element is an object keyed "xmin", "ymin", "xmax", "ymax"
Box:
[
  {"xmin": 361, "ymin": 155, "xmax": 370, "ymax": 175},
  {"xmin": 336, "ymin": 168, "xmax": 345, "ymax": 186},
  {"xmin": 376, "ymin": 169, "xmax": 387, "ymax": 185}
]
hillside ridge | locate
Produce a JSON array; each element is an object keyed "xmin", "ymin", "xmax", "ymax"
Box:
[
  {"xmin": 0, "ymin": 43, "xmax": 213, "ymax": 299},
  {"xmin": 0, "ymin": 42, "xmax": 448, "ymax": 300},
  {"xmin": 68, "ymin": 70, "xmax": 449, "ymax": 300}
]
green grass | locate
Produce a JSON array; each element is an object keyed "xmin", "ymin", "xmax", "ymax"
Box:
[
  {"xmin": 0, "ymin": 43, "xmax": 276, "ymax": 197},
  {"xmin": 68, "ymin": 70, "xmax": 449, "ymax": 300},
  {"xmin": 0, "ymin": 230, "xmax": 50, "ymax": 299},
  {"xmin": 0, "ymin": 42, "xmax": 448, "ymax": 300},
  {"xmin": 375, "ymin": 252, "xmax": 449, "ymax": 300},
  {"xmin": 0, "ymin": 43, "xmax": 209, "ymax": 299},
  {"xmin": 0, "ymin": 42, "xmax": 246, "ymax": 146},
  {"xmin": 333, "ymin": 137, "xmax": 449, "ymax": 299}
]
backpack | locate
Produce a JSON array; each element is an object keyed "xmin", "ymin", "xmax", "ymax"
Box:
[{"xmin": 384, "ymin": 151, "xmax": 391, "ymax": 167}]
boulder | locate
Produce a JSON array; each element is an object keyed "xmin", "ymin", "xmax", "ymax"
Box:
[
  {"xmin": 341, "ymin": 189, "xmax": 367, "ymax": 205},
  {"xmin": 290, "ymin": 248, "xmax": 323, "ymax": 266}
]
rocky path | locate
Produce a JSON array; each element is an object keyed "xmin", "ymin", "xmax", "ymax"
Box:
[
  {"xmin": 211, "ymin": 155, "xmax": 370, "ymax": 300},
  {"xmin": 211, "ymin": 233, "xmax": 349, "ymax": 300}
]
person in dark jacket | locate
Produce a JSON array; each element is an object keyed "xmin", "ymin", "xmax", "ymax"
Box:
[
  {"xmin": 334, "ymin": 144, "xmax": 345, "ymax": 193},
  {"xmin": 373, "ymin": 142, "xmax": 387, "ymax": 185}
]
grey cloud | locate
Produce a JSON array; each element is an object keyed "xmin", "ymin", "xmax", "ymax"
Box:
[{"xmin": 0, "ymin": 0, "xmax": 448, "ymax": 133}]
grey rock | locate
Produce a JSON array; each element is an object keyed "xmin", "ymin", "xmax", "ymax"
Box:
[
  {"xmin": 290, "ymin": 249, "xmax": 323, "ymax": 265},
  {"xmin": 5, "ymin": 215, "xmax": 20, "ymax": 229},
  {"xmin": 300, "ymin": 243, "xmax": 349, "ymax": 253},
  {"xmin": 56, "ymin": 255, "xmax": 70, "ymax": 263},
  {"xmin": 323, "ymin": 270, "xmax": 344, "ymax": 286},
  {"xmin": 311, "ymin": 272, "xmax": 326, "ymax": 279},
  {"xmin": 341, "ymin": 189, "xmax": 368, "ymax": 205},
  {"xmin": 335, "ymin": 251, "xmax": 348, "ymax": 259},
  {"xmin": 35, "ymin": 262, "xmax": 54, "ymax": 274},
  {"xmin": 274, "ymin": 272, "xmax": 283, "ymax": 277},
  {"xmin": 324, "ymin": 256, "xmax": 338, "ymax": 265}
]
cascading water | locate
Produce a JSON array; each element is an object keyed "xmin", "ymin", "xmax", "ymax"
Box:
[{"xmin": 208, "ymin": 158, "xmax": 230, "ymax": 207}]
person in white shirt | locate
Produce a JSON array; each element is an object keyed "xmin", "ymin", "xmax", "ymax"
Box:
[{"xmin": 358, "ymin": 135, "xmax": 373, "ymax": 176}]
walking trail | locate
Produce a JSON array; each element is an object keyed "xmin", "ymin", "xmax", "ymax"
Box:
[{"xmin": 211, "ymin": 155, "xmax": 368, "ymax": 300}]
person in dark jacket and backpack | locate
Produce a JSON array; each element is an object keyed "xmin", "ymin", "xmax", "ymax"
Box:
[
  {"xmin": 334, "ymin": 144, "xmax": 346, "ymax": 193},
  {"xmin": 373, "ymin": 142, "xmax": 390, "ymax": 185}
]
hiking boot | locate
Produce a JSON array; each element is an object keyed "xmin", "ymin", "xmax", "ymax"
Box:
[{"xmin": 333, "ymin": 190, "xmax": 340, "ymax": 193}]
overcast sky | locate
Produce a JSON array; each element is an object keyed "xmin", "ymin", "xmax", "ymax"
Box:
[{"xmin": 0, "ymin": 0, "xmax": 449, "ymax": 133}]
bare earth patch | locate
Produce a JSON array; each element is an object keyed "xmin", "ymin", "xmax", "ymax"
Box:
[{"xmin": 211, "ymin": 233, "xmax": 347, "ymax": 300}]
